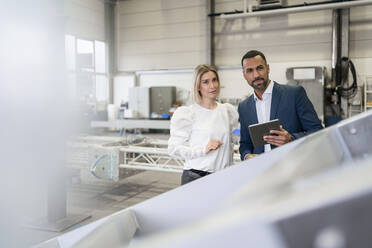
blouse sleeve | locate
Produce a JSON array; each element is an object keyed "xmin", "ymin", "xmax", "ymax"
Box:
[
  {"xmin": 225, "ymin": 103, "xmax": 240, "ymax": 165},
  {"xmin": 225, "ymin": 103, "xmax": 240, "ymax": 132},
  {"xmin": 168, "ymin": 106, "xmax": 206, "ymax": 160}
]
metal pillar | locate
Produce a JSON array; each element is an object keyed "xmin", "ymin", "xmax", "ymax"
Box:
[
  {"xmin": 326, "ymin": 8, "xmax": 350, "ymax": 126},
  {"xmin": 206, "ymin": 0, "xmax": 215, "ymax": 66},
  {"xmin": 105, "ymin": 1, "xmax": 116, "ymax": 104},
  {"xmin": 340, "ymin": 9, "xmax": 350, "ymax": 118},
  {"xmin": 331, "ymin": 8, "xmax": 350, "ymax": 119}
]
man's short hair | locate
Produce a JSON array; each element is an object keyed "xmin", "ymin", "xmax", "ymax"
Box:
[{"xmin": 241, "ymin": 50, "xmax": 267, "ymax": 66}]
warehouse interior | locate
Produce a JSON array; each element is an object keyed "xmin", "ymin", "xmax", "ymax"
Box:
[{"xmin": 2, "ymin": 0, "xmax": 372, "ymax": 247}]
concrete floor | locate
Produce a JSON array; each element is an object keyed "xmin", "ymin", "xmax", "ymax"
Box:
[{"xmin": 25, "ymin": 170, "xmax": 181, "ymax": 247}]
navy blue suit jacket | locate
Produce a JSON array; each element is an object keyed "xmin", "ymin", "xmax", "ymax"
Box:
[{"xmin": 238, "ymin": 81, "xmax": 323, "ymax": 160}]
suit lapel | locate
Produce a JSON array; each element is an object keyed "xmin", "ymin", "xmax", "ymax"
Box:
[
  {"xmin": 270, "ymin": 82, "xmax": 282, "ymax": 120},
  {"xmin": 248, "ymin": 95, "xmax": 258, "ymax": 124}
]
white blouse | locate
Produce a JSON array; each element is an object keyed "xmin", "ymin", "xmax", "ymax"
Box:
[{"xmin": 168, "ymin": 102, "xmax": 239, "ymax": 172}]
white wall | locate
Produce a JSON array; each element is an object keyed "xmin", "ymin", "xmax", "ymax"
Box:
[
  {"xmin": 64, "ymin": 0, "xmax": 105, "ymax": 40},
  {"xmin": 113, "ymin": 74, "xmax": 136, "ymax": 106},
  {"xmin": 115, "ymin": 0, "xmax": 208, "ymax": 71},
  {"xmin": 215, "ymin": 8, "xmax": 331, "ymax": 66},
  {"xmin": 113, "ymin": 0, "xmax": 372, "ymax": 107}
]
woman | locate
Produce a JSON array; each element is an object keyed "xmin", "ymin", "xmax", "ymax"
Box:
[{"xmin": 168, "ymin": 64, "xmax": 239, "ymax": 185}]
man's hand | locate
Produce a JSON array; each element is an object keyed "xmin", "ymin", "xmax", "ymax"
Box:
[
  {"xmin": 263, "ymin": 125, "xmax": 292, "ymax": 146},
  {"xmin": 244, "ymin": 154, "xmax": 258, "ymax": 160},
  {"xmin": 205, "ymin": 139, "xmax": 223, "ymax": 154}
]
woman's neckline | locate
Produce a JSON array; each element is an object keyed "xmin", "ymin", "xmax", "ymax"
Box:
[{"xmin": 197, "ymin": 101, "xmax": 219, "ymax": 110}]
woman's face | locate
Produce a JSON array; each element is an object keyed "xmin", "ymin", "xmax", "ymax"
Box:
[{"xmin": 199, "ymin": 71, "xmax": 219, "ymax": 100}]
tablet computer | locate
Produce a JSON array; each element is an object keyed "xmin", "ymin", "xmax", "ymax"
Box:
[{"xmin": 248, "ymin": 119, "xmax": 280, "ymax": 147}]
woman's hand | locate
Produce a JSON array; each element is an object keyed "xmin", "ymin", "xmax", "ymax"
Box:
[{"xmin": 205, "ymin": 139, "xmax": 223, "ymax": 154}]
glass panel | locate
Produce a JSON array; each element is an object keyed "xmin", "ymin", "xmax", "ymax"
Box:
[
  {"xmin": 65, "ymin": 35, "xmax": 76, "ymax": 71},
  {"xmin": 76, "ymin": 73, "xmax": 95, "ymax": 104},
  {"xmin": 67, "ymin": 72, "xmax": 76, "ymax": 99},
  {"xmin": 95, "ymin": 41, "xmax": 106, "ymax": 73},
  {"xmin": 96, "ymin": 75, "xmax": 108, "ymax": 102},
  {"xmin": 77, "ymin": 39, "xmax": 93, "ymax": 54},
  {"xmin": 77, "ymin": 39, "xmax": 94, "ymax": 71}
]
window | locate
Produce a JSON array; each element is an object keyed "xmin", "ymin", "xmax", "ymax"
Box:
[
  {"xmin": 65, "ymin": 35, "xmax": 108, "ymax": 111},
  {"xmin": 95, "ymin": 41, "xmax": 106, "ymax": 74},
  {"xmin": 77, "ymin": 39, "xmax": 94, "ymax": 72}
]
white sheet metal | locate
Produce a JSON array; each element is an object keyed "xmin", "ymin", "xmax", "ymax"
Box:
[{"xmin": 36, "ymin": 111, "xmax": 372, "ymax": 247}]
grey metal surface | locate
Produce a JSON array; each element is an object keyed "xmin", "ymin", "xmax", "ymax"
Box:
[
  {"xmin": 336, "ymin": 111, "xmax": 372, "ymax": 159},
  {"xmin": 276, "ymin": 183, "xmax": 372, "ymax": 248},
  {"xmin": 37, "ymin": 111, "xmax": 372, "ymax": 247}
]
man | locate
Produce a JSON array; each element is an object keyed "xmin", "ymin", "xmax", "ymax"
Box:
[{"xmin": 238, "ymin": 50, "xmax": 323, "ymax": 160}]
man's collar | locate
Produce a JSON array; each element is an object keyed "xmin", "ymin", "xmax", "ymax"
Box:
[{"xmin": 253, "ymin": 80, "xmax": 273, "ymax": 101}]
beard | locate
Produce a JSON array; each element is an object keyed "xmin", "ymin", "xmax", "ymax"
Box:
[{"xmin": 250, "ymin": 77, "xmax": 268, "ymax": 91}]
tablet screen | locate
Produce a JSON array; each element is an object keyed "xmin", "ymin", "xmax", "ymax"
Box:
[{"xmin": 248, "ymin": 119, "xmax": 280, "ymax": 147}]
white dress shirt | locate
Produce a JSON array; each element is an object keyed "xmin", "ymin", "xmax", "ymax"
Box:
[{"xmin": 253, "ymin": 80, "xmax": 274, "ymax": 153}]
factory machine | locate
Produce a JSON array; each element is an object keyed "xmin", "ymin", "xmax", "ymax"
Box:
[
  {"xmin": 36, "ymin": 109, "xmax": 372, "ymax": 248},
  {"xmin": 286, "ymin": 59, "xmax": 358, "ymax": 128},
  {"xmin": 286, "ymin": 66, "xmax": 326, "ymax": 122},
  {"xmin": 128, "ymin": 86, "xmax": 176, "ymax": 119}
]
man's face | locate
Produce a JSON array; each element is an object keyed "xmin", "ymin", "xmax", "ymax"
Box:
[{"xmin": 242, "ymin": 55, "xmax": 270, "ymax": 93}]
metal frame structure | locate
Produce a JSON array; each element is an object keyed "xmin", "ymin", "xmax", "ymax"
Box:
[
  {"xmin": 67, "ymin": 136, "xmax": 184, "ymax": 182},
  {"xmin": 119, "ymin": 144, "xmax": 184, "ymax": 173},
  {"xmin": 68, "ymin": 136, "xmax": 241, "ymax": 180}
]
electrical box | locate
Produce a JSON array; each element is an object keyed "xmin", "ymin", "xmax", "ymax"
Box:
[
  {"xmin": 150, "ymin": 86, "xmax": 176, "ymax": 116},
  {"xmin": 286, "ymin": 66, "xmax": 326, "ymax": 122}
]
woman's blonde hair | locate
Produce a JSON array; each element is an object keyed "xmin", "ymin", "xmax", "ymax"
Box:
[{"xmin": 192, "ymin": 64, "xmax": 220, "ymax": 104}]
